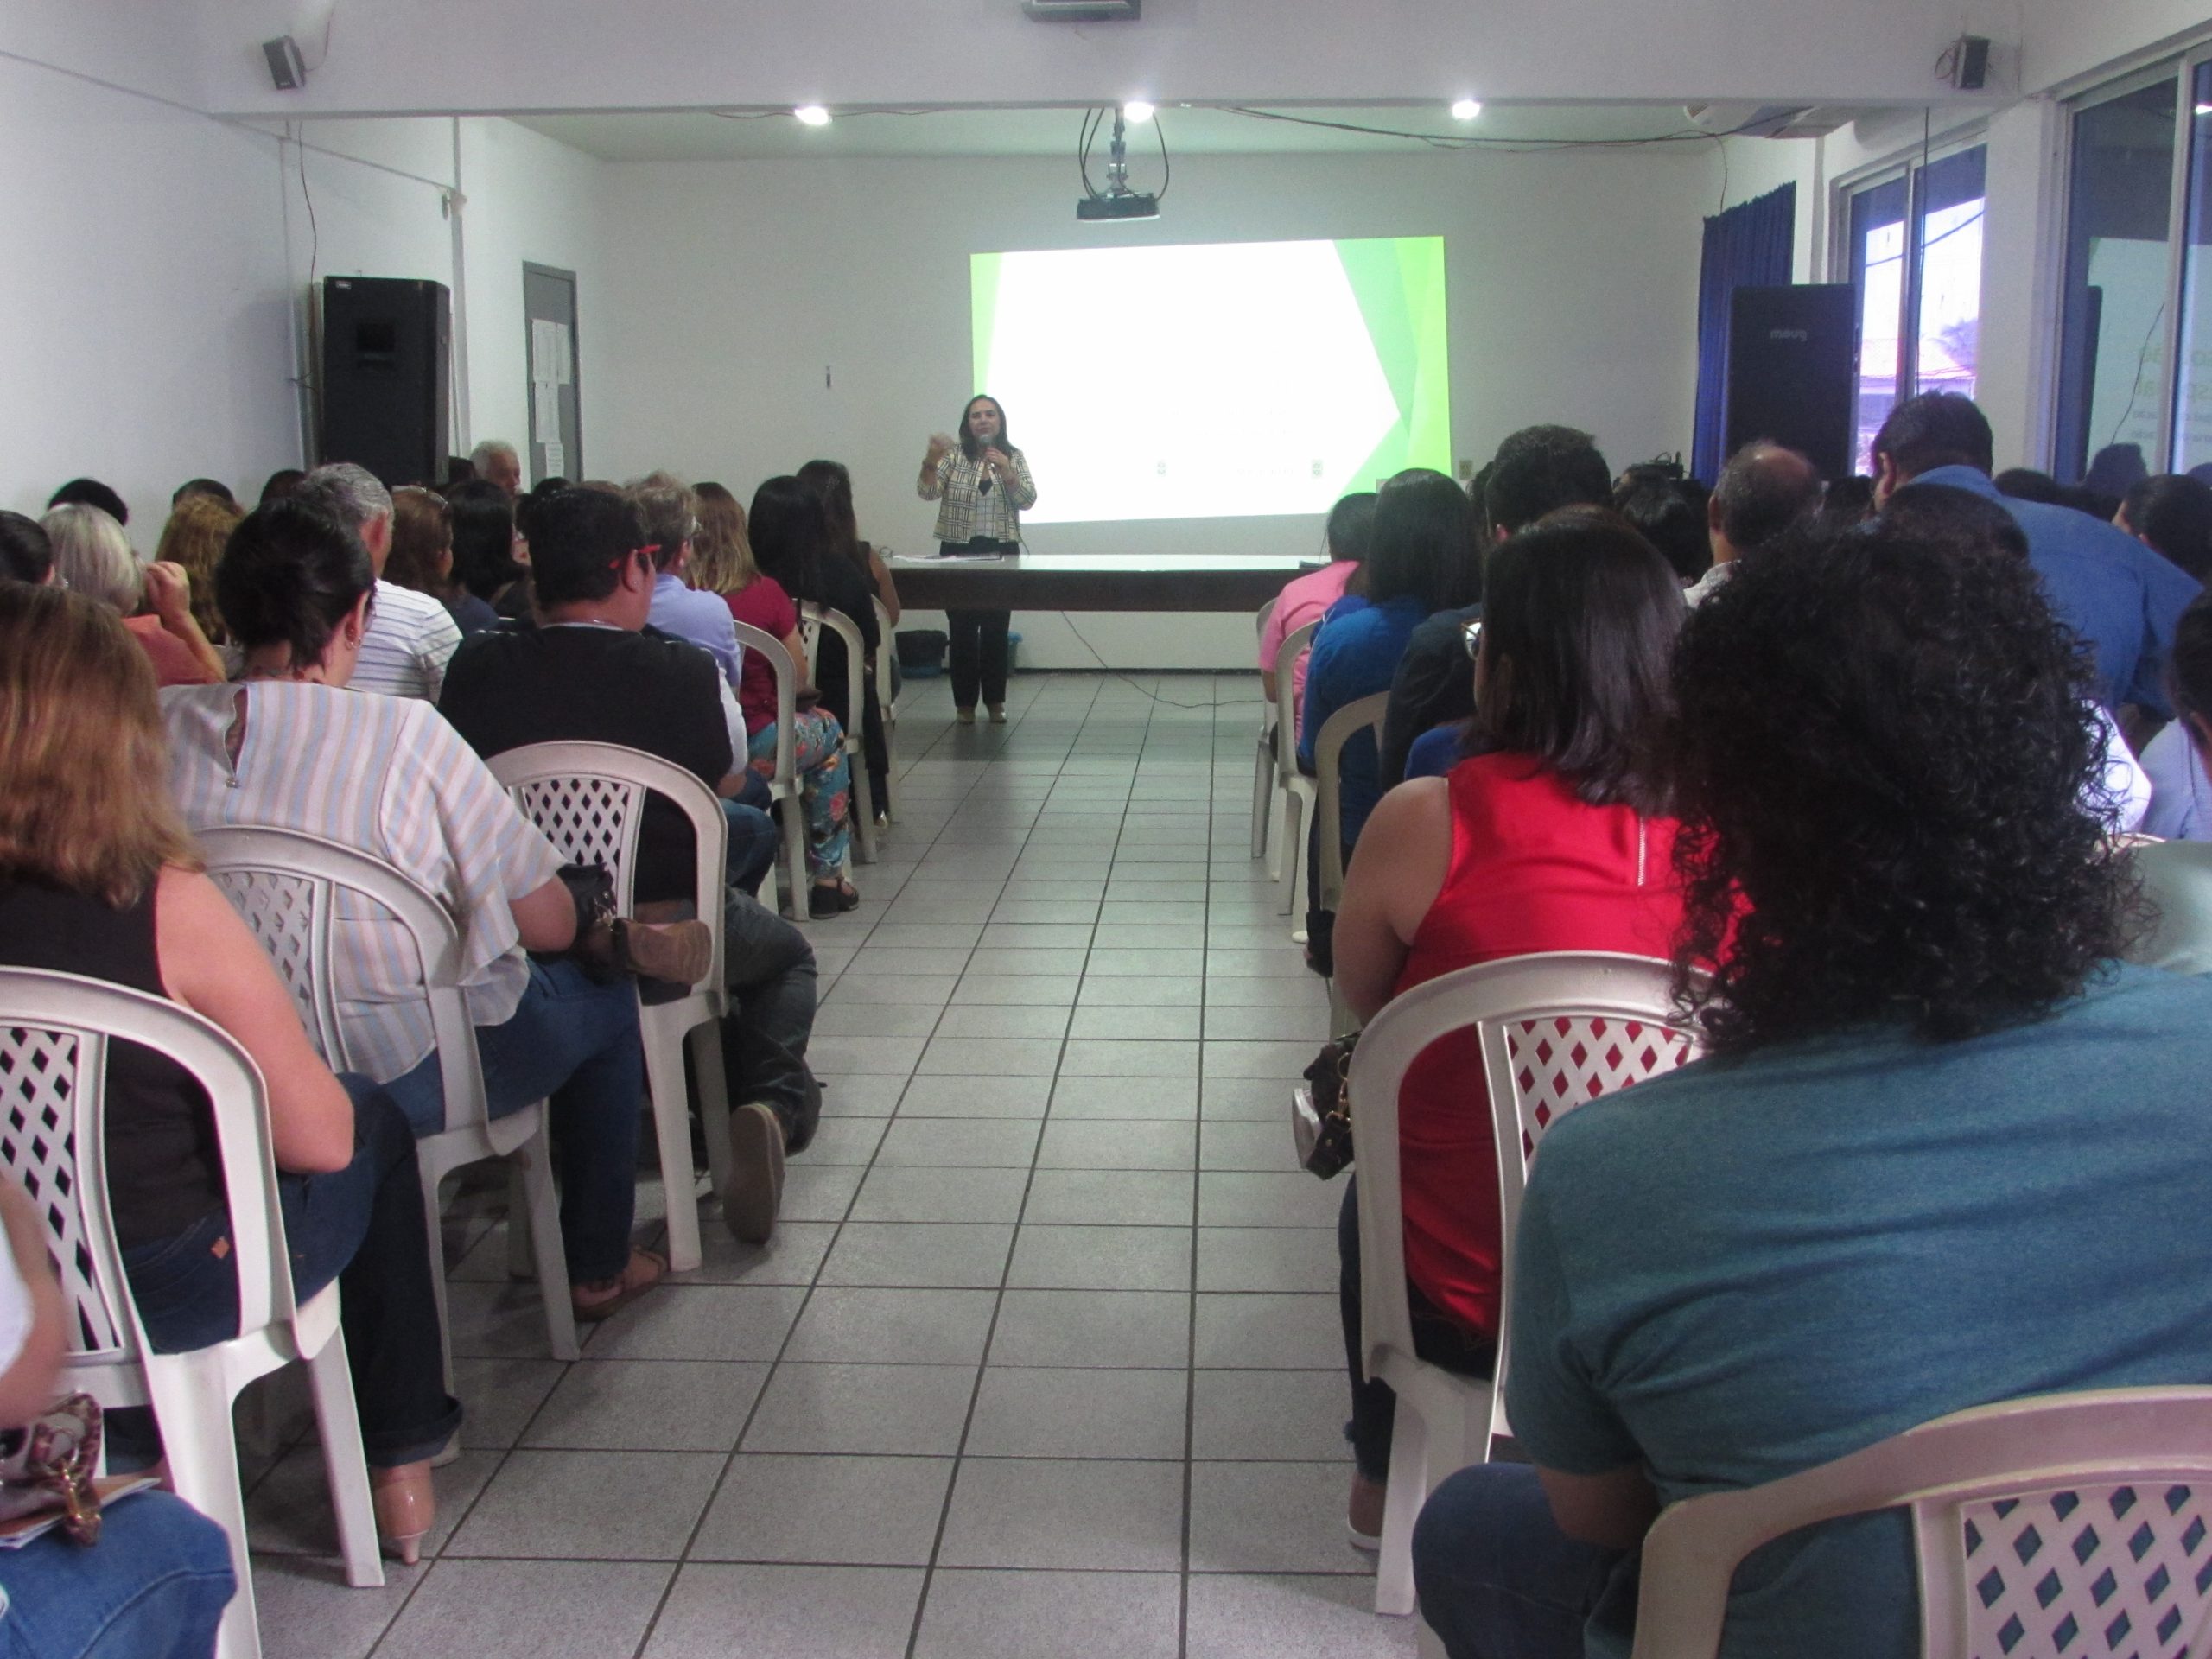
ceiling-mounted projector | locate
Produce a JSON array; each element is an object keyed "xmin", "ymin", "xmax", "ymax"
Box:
[
  {"xmin": 1077, "ymin": 106, "xmax": 1162, "ymax": 220},
  {"xmin": 1077, "ymin": 190, "xmax": 1158, "ymax": 221},
  {"xmin": 1024, "ymin": 0, "xmax": 1140, "ymax": 17}
]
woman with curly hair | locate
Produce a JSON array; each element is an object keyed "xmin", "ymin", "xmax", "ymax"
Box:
[
  {"xmin": 153, "ymin": 488, "xmax": 245, "ymax": 645},
  {"xmin": 1411, "ymin": 518, "xmax": 2212, "ymax": 1659}
]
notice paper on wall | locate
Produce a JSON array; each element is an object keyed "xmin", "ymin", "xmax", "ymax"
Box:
[
  {"xmin": 542, "ymin": 441, "xmax": 565, "ymax": 479},
  {"xmin": 531, "ymin": 380, "xmax": 560, "ymax": 445}
]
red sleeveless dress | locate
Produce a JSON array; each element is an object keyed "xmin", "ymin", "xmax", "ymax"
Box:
[{"xmin": 1392, "ymin": 753, "xmax": 1686, "ymax": 1338}]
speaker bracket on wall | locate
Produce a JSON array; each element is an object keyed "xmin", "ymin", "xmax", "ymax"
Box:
[{"xmin": 262, "ymin": 35, "xmax": 307, "ymax": 90}]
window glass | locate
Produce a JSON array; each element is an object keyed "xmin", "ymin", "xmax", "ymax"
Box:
[
  {"xmin": 2056, "ymin": 77, "xmax": 2178, "ymax": 486},
  {"xmin": 1914, "ymin": 147, "xmax": 1986, "ymax": 404},
  {"xmin": 2172, "ymin": 64, "xmax": 2212, "ymax": 474},
  {"xmin": 1849, "ymin": 177, "xmax": 1909, "ymax": 472}
]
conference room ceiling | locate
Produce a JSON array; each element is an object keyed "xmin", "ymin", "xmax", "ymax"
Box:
[{"xmin": 506, "ymin": 103, "xmax": 1719, "ymax": 162}]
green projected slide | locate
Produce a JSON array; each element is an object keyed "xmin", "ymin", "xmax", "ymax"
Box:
[{"xmin": 970, "ymin": 237, "xmax": 1449, "ymax": 524}]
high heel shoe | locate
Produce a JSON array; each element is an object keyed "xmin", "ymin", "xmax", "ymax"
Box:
[{"xmin": 372, "ymin": 1461, "xmax": 435, "ymax": 1566}]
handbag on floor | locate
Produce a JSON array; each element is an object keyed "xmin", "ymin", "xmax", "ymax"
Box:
[{"xmin": 1293, "ymin": 1033, "xmax": 1357, "ymax": 1180}]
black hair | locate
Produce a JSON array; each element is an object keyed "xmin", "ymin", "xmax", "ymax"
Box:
[
  {"xmin": 2120, "ymin": 474, "xmax": 2212, "ymax": 583},
  {"xmin": 1325, "ymin": 492, "xmax": 1378, "ymax": 563},
  {"xmin": 446, "ymin": 479, "xmax": 525, "ymax": 600},
  {"xmin": 1484, "ymin": 427, "xmax": 1612, "ymax": 536},
  {"xmin": 1363, "ymin": 469, "xmax": 1479, "ymax": 611},
  {"xmin": 526, "ymin": 486, "xmax": 645, "ymax": 607},
  {"xmin": 1711, "ymin": 442, "xmax": 1821, "ymax": 555},
  {"xmin": 0, "ymin": 512, "xmax": 54, "ymax": 585},
  {"xmin": 1669, "ymin": 518, "xmax": 2132, "ymax": 1050},
  {"xmin": 2170, "ymin": 594, "xmax": 2212, "ymax": 728},
  {"xmin": 2086, "ymin": 443, "xmax": 2150, "ymax": 502},
  {"xmin": 1463, "ymin": 505, "xmax": 1681, "ymax": 813},
  {"xmin": 1812, "ymin": 475, "xmax": 1877, "ymax": 534},
  {"xmin": 47, "ymin": 478, "xmax": 127, "ymax": 526},
  {"xmin": 214, "ymin": 499, "xmax": 375, "ymax": 665},
  {"xmin": 171, "ymin": 477, "xmax": 237, "ymax": 510},
  {"xmin": 259, "ymin": 468, "xmax": 306, "ymax": 505},
  {"xmin": 1993, "ymin": 467, "xmax": 2065, "ymax": 505},
  {"xmin": 1612, "ymin": 475, "xmax": 1712, "ymax": 582},
  {"xmin": 1870, "ymin": 391, "xmax": 1994, "ymax": 480},
  {"xmin": 748, "ymin": 475, "xmax": 831, "ymax": 601},
  {"xmin": 1881, "ymin": 481, "xmax": 2031, "ymax": 563},
  {"xmin": 958, "ymin": 396, "xmax": 1012, "ymax": 461},
  {"xmin": 797, "ymin": 459, "xmax": 866, "ymax": 575}
]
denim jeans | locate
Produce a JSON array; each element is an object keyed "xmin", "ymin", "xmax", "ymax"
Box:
[
  {"xmin": 720, "ymin": 888, "xmax": 818, "ymax": 1143},
  {"xmin": 1412, "ymin": 1462, "xmax": 1631, "ymax": 1659},
  {"xmin": 119, "ymin": 1077, "xmax": 461, "ymax": 1469},
  {"xmin": 723, "ymin": 779, "xmax": 778, "ymax": 897},
  {"xmin": 0, "ymin": 1491, "xmax": 235, "ymax": 1659},
  {"xmin": 379, "ymin": 958, "xmax": 644, "ymax": 1287},
  {"xmin": 1338, "ymin": 1179, "xmax": 1497, "ymax": 1483}
]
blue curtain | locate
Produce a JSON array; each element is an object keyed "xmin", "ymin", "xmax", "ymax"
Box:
[{"xmin": 1691, "ymin": 183, "xmax": 1796, "ymax": 482}]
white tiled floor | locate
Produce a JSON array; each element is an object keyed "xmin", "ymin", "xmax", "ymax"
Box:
[{"xmin": 246, "ymin": 669, "xmax": 1417, "ymax": 1658}]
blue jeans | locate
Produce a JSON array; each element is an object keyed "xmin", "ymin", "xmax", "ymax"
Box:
[
  {"xmin": 723, "ymin": 780, "xmax": 778, "ymax": 897},
  {"xmin": 1412, "ymin": 1463, "xmax": 1632, "ymax": 1659},
  {"xmin": 0, "ymin": 1491, "xmax": 234, "ymax": 1659},
  {"xmin": 380, "ymin": 959, "xmax": 644, "ymax": 1286},
  {"xmin": 119, "ymin": 1077, "xmax": 461, "ymax": 1469}
]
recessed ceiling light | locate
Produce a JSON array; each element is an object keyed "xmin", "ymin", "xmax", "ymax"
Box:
[
  {"xmin": 1451, "ymin": 98, "xmax": 1482, "ymax": 121},
  {"xmin": 793, "ymin": 105, "xmax": 832, "ymax": 126},
  {"xmin": 1122, "ymin": 100, "xmax": 1155, "ymax": 123}
]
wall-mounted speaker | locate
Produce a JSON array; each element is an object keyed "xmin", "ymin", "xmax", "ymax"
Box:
[
  {"xmin": 1726, "ymin": 284, "xmax": 1858, "ymax": 480},
  {"xmin": 319, "ymin": 276, "xmax": 450, "ymax": 488}
]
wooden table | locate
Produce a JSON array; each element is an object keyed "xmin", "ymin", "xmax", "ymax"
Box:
[{"xmin": 887, "ymin": 555, "xmax": 1316, "ymax": 613}]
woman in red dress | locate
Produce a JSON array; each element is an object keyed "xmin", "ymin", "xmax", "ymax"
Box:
[{"xmin": 1329, "ymin": 506, "xmax": 1689, "ymax": 1546}]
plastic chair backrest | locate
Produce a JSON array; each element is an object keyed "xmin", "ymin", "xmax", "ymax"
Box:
[
  {"xmin": 0, "ymin": 968, "xmax": 289, "ymax": 1369},
  {"xmin": 483, "ymin": 741, "xmax": 728, "ymax": 997},
  {"xmin": 728, "ymin": 618, "xmax": 798, "ymax": 786},
  {"xmin": 872, "ymin": 597, "xmax": 896, "ymax": 709},
  {"xmin": 1630, "ymin": 1387, "xmax": 2212, "ymax": 1659},
  {"xmin": 1348, "ymin": 953, "xmax": 1699, "ymax": 1390},
  {"xmin": 801, "ymin": 602, "xmax": 868, "ymax": 740},
  {"xmin": 1313, "ymin": 690, "xmax": 1389, "ymax": 912},
  {"xmin": 1271, "ymin": 620, "xmax": 1319, "ymax": 786},
  {"xmin": 198, "ymin": 826, "xmax": 480, "ymax": 1140},
  {"xmin": 1255, "ymin": 595, "xmax": 1278, "ymax": 638}
]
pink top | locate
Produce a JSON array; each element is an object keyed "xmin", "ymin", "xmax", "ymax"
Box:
[
  {"xmin": 722, "ymin": 575, "xmax": 798, "ymax": 735},
  {"xmin": 124, "ymin": 615, "xmax": 217, "ymax": 687},
  {"xmin": 1259, "ymin": 561, "xmax": 1357, "ymax": 718}
]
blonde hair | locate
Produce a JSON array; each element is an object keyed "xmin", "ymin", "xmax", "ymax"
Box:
[
  {"xmin": 0, "ymin": 585, "xmax": 200, "ymax": 906},
  {"xmin": 154, "ymin": 493, "xmax": 245, "ymax": 642},
  {"xmin": 690, "ymin": 481, "xmax": 758, "ymax": 594},
  {"xmin": 42, "ymin": 505, "xmax": 142, "ymax": 613}
]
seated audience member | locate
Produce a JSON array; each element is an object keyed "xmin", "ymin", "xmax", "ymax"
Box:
[
  {"xmin": 688, "ymin": 482, "xmax": 753, "ymax": 596},
  {"xmin": 1993, "ymin": 466, "xmax": 2067, "ymax": 504},
  {"xmin": 168, "ymin": 499, "xmax": 674, "ymax": 1320},
  {"xmin": 1378, "ymin": 427, "xmax": 1611, "ymax": 786},
  {"xmin": 1811, "ymin": 473, "xmax": 1876, "ymax": 532},
  {"xmin": 1330, "ymin": 508, "xmax": 1687, "ymax": 1549},
  {"xmin": 1684, "ymin": 440, "xmax": 1821, "ymax": 607},
  {"xmin": 1872, "ymin": 391, "xmax": 2201, "ymax": 718},
  {"xmin": 2142, "ymin": 711, "xmax": 2211, "ymax": 840},
  {"xmin": 260, "ymin": 467, "xmax": 306, "ymax": 504},
  {"xmin": 0, "ymin": 1179, "xmax": 238, "ymax": 1649},
  {"xmin": 470, "ymin": 438, "xmax": 524, "ymax": 499},
  {"xmin": 1410, "ymin": 516, "xmax": 2212, "ymax": 1659},
  {"xmin": 445, "ymin": 455, "xmax": 477, "ymax": 486},
  {"xmin": 2128, "ymin": 594, "xmax": 2212, "ymax": 971},
  {"xmin": 439, "ymin": 487, "xmax": 821, "ymax": 1243},
  {"xmin": 291, "ymin": 464, "xmax": 462, "ymax": 700},
  {"xmin": 154, "ymin": 486, "xmax": 245, "ymax": 647},
  {"xmin": 171, "ymin": 477, "xmax": 237, "ymax": 510},
  {"xmin": 1262, "ymin": 492, "xmax": 1378, "ymax": 721},
  {"xmin": 1611, "ymin": 467, "xmax": 1710, "ymax": 585},
  {"xmin": 43, "ymin": 504, "xmax": 222, "ymax": 687},
  {"xmin": 386, "ymin": 485, "xmax": 497, "ymax": 634},
  {"xmin": 634, "ymin": 474, "xmax": 745, "ymax": 686},
  {"xmin": 2117, "ymin": 472, "xmax": 2212, "ymax": 582},
  {"xmin": 0, "ymin": 511, "xmax": 54, "ymax": 584},
  {"xmin": 0, "ymin": 585, "xmax": 460, "ymax": 1560},
  {"xmin": 798, "ymin": 459, "xmax": 898, "ymax": 823},
  {"xmin": 744, "ymin": 478, "xmax": 868, "ymax": 915},
  {"xmin": 448, "ymin": 478, "xmax": 534, "ymax": 622},
  {"xmin": 46, "ymin": 476, "xmax": 128, "ymax": 526}
]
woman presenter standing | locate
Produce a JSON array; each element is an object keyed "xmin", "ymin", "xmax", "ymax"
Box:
[{"xmin": 918, "ymin": 395, "xmax": 1036, "ymax": 723}]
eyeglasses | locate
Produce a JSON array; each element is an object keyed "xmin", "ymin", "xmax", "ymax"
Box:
[{"xmin": 1461, "ymin": 619, "xmax": 1484, "ymax": 662}]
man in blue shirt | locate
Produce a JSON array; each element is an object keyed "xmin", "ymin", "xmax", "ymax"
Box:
[
  {"xmin": 1871, "ymin": 392, "xmax": 2199, "ymax": 717},
  {"xmin": 1409, "ymin": 512, "xmax": 2212, "ymax": 1659}
]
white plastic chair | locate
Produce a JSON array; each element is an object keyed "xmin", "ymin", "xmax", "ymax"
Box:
[
  {"xmin": 485, "ymin": 742, "xmax": 731, "ymax": 1275},
  {"xmin": 1348, "ymin": 952, "xmax": 1701, "ymax": 1615},
  {"xmin": 1630, "ymin": 1386, "xmax": 2212, "ymax": 1659},
  {"xmin": 872, "ymin": 595, "xmax": 899, "ymax": 823},
  {"xmin": 1313, "ymin": 690, "xmax": 1391, "ymax": 998},
  {"xmin": 797, "ymin": 601, "xmax": 879, "ymax": 864},
  {"xmin": 1249, "ymin": 595, "xmax": 1280, "ymax": 861},
  {"xmin": 1269, "ymin": 619, "xmax": 1321, "ymax": 909},
  {"xmin": 198, "ymin": 826, "xmax": 582, "ymax": 1394},
  {"xmin": 0, "ymin": 968, "xmax": 385, "ymax": 1659},
  {"xmin": 728, "ymin": 617, "xmax": 812, "ymax": 920}
]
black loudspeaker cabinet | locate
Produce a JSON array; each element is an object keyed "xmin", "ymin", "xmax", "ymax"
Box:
[
  {"xmin": 320, "ymin": 276, "xmax": 451, "ymax": 487},
  {"xmin": 1726, "ymin": 284, "xmax": 1857, "ymax": 481}
]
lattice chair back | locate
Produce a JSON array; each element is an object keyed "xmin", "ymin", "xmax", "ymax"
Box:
[
  {"xmin": 0, "ymin": 969, "xmax": 289, "ymax": 1385},
  {"xmin": 1630, "ymin": 1388, "xmax": 2212, "ymax": 1659}
]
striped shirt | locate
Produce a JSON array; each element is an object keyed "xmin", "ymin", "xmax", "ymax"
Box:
[
  {"xmin": 353, "ymin": 580, "xmax": 462, "ymax": 700},
  {"xmin": 163, "ymin": 682, "xmax": 564, "ymax": 1081},
  {"xmin": 921, "ymin": 447, "xmax": 1036, "ymax": 546}
]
